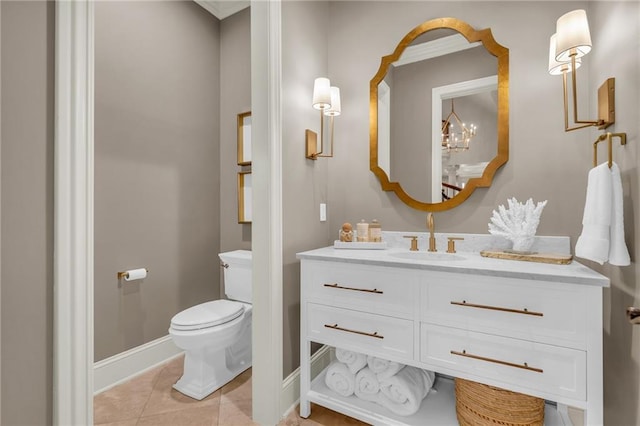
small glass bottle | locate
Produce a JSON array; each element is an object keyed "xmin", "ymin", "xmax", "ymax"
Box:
[
  {"xmin": 369, "ymin": 219, "xmax": 382, "ymax": 242},
  {"xmin": 356, "ymin": 219, "xmax": 369, "ymax": 242}
]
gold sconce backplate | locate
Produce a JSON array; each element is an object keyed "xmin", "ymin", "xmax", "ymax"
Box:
[
  {"xmin": 598, "ymin": 78, "xmax": 615, "ymax": 129},
  {"xmin": 305, "ymin": 129, "xmax": 319, "ymax": 160}
]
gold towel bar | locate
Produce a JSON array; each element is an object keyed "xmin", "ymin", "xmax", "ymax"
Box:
[{"xmin": 593, "ymin": 132, "xmax": 627, "ymax": 168}]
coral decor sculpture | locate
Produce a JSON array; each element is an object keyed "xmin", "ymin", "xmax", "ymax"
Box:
[{"xmin": 488, "ymin": 197, "xmax": 548, "ymax": 252}]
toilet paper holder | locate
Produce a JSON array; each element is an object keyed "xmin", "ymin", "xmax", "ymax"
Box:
[
  {"xmin": 627, "ymin": 307, "xmax": 640, "ymax": 325},
  {"xmin": 117, "ymin": 268, "xmax": 149, "ymax": 280}
]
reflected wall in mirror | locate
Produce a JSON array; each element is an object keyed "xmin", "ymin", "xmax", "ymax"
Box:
[{"xmin": 371, "ymin": 18, "xmax": 509, "ymax": 211}]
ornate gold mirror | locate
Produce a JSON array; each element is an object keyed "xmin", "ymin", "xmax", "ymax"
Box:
[{"xmin": 370, "ymin": 18, "xmax": 509, "ymax": 211}]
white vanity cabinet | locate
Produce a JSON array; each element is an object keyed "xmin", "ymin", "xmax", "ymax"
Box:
[{"xmin": 297, "ymin": 247, "xmax": 609, "ymax": 426}]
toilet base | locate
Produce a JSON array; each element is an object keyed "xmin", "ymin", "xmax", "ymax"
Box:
[{"xmin": 173, "ymin": 330, "xmax": 252, "ymax": 400}]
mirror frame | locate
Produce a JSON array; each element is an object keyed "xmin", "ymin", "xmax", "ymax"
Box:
[{"xmin": 370, "ymin": 17, "xmax": 509, "ymax": 212}]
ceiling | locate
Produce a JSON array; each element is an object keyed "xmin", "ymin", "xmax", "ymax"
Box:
[{"xmin": 194, "ymin": 0, "xmax": 250, "ymax": 20}]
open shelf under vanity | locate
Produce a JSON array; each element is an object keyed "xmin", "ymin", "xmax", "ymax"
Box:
[{"xmin": 309, "ymin": 367, "xmax": 567, "ymax": 426}]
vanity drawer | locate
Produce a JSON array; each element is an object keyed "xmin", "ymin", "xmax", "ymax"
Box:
[
  {"xmin": 302, "ymin": 260, "xmax": 418, "ymax": 319},
  {"xmin": 421, "ymin": 323, "xmax": 586, "ymax": 401},
  {"xmin": 420, "ymin": 271, "xmax": 587, "ymax": 349},
  {"xmin": 307, "ymin": 303, "xmax": 414, "ymax": 362}
]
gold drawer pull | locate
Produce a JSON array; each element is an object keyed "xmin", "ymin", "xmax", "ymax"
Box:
[
  {"xmin": 451, "ymin": 350, "xmax": 543, "ymax": 373},
  {"xmin": 324, "ymin": 283, "xmax": 383, "ymax": 294},
  {"xmin": 451, "ymin": 300, "xmax": 543, "ymax": 317},
  {"xmin": 324, "ymin": 323, "xmax": 384, "ymax": 339}
]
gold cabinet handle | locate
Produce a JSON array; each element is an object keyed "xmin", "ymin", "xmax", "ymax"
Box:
[
  {"xmin": 451, "ymin": 350, "xmax": 543, "ymax": 373},
  {"xmin": 324, "ymin": 323, "xmax": 384, "ymax": 339},
  {"xmin": 324, "ymin": 283, "xmax": 383, "ymax": 294},
  {"xmin": 450, "ymin": 300, "xmax": 543, "ymax": 317}
]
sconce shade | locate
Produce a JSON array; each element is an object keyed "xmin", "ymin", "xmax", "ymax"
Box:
[
  {"xmin": 548, "ymin": 33, "xmax": 582, "ymax": 75},
  {"xmin": 555, "ymin": 9, "xmax": 592, "ymax": 62},
  {"xmin": 312, "ymin": 77, "xmax": 331, "ymax": 110},
  {"xmin": 325, "ymin": 87, "xmax": 341, "ymax": 116}
]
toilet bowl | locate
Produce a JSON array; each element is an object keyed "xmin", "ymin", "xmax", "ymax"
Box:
[{"xmin": 168, "ymin": 250, "xmax": 252, "ymax": 400}]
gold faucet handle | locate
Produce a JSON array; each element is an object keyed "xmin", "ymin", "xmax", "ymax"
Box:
[
  {"xmin": 447, "ymin": 237, "xmax": 464, "ymax": 254},
  {"xmin": 403, "ymin": 235, "xmax": 419, "ymax": 251}
]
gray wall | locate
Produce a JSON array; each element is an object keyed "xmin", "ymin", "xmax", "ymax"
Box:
[
  {"xmin": 94, "ymin": 1, "xmax": 221, "ymax": 361},
  {"xmin": 220, "ymin": 7, "xmax": 252, "ymax": 259},
  {"xmin": 326, "ymin": 1, "xmax": 591, "ymax": 235},
  {"xmin": 278, "ymin": 5, "xmax": 640, "ymax": 424},
  {"xmin": 282, "ymin": 1, "xmax": 331, "ymax": 376},
  {"xmin": 322, "ymin": 0, "xmax": 640, "ymax": 423},
  {"xmin": 0, "ymin": 1, "xmax": 54, "ymax": 424},
  {"xmin": 589, "ymin": 3, "xmax": 640, "ymax": 425}
]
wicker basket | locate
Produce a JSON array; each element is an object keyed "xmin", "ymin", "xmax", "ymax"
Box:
[{"xmin": 455, "ymin": 378, "xmax": 545, "ymax": 426}]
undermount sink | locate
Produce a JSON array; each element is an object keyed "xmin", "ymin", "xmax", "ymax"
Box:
[{"xmin": 390, "ymin": 251, "xmax": 466, "ymax": 262}]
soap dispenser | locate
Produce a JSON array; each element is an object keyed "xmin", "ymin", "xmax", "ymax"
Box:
[
  {"xmin": 369, "ymin": 219, "xmax": 382, "ymax": 242},
  {"xmin": 357, "ymin": 219, "xmax": 369, "ymax": 242}
]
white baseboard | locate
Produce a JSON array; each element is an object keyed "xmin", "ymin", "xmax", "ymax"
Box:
[
  {"xmin": 94, "ymin": 335, "xmax": 183, "ymax": 394},
  {"xmin": 281, "ymin": 345, "xmax": 333, "ymax": 417}
]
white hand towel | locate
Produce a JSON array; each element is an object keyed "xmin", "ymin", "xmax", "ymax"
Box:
[
  {"xmin": 608, "ymin": 163, "xmax": 630, "ymax": 266},
  {"xmin": 324, "ymin": 361, "xmax": 356, "ymax": 397},
  {"xmin": 378, "ymin": 367, "xmax": 435, "ymax": 416},
  {"xmin": 366, "ymin": 355, "xmax": 405, "ymax": 381},
  {"xmin": 335, "ymin": 348, "xmax": 367, "ymax": 375},
  {"xmin": 354, "ymin": 367, "xmax": 381, "ymax": 402},
  {"xmin": 576, "ymin": 162, "xmax": 630, "ymax": 266},
  {"xmin": 575, "ymin": 162, "xmax": 613, "ymax": 264}
]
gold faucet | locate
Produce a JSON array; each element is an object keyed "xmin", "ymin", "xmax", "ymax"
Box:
[{"xmin": 427, "ymin": 213, "xmax": 437, "ymax": 252}]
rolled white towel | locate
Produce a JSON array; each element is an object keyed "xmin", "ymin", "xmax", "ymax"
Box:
[
  {"xmin": 354, "ymin": 367, "xmax": 381, "ymax": 402},
  {"xmin": 367, "ymin": 355, "xmax": 405, "ymax": 381},
  {"xmin": 324, "ymin": 361, "xmax": 355, "ymax": 397},
  {"xmin": 378, "ymin": 367, "xmax": 435, "ymax": 416},
  {"xmin": 336, "ymin": 348, "xmax": 367, "ymax": 374}
]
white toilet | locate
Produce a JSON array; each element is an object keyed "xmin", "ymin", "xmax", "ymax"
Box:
[{"xmin": 169, "ymin": 250, "xmax": 252, "ymax": 400}]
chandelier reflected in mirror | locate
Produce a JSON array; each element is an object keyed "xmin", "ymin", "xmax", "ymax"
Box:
[{"xmin": 441, "ymin": 99, "xmax": 476, "ymax": 152}]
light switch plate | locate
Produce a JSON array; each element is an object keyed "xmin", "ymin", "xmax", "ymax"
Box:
[{"xmin": 320, "ymin": 203, "xmax": 327, "ymax": 222}]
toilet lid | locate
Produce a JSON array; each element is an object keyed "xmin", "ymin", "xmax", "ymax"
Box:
[{"xmin": 171, "ymin": 300, "xmax": 244, "ymax": 331}]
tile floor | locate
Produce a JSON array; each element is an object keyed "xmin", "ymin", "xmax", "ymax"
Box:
[{"xmin": 94, "ymin": 355, "xmax": 367, "ymax": 426}]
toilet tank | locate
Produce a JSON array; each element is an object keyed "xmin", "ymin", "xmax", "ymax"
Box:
[{"xmin": 219, "ymin": 250, "xmax": 252, "ymax": 303}]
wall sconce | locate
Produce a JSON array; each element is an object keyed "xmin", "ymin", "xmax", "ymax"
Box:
[
  {"xmin": 306, "ymin": 77, "xmax": 341, "ymax": 160},
  {"xmin": 549, "ymin": 9, "xmax": 615, "ymax": 131}
]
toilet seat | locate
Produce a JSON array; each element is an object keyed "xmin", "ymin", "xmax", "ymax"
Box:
[{"xmin": 170, "ymin": 300, "xmax": 244, "ymax": 331}]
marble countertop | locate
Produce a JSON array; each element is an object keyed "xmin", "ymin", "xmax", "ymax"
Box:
[{"xmin": 296, "ymin": 245, "xmax": 609, "ymax": 287}]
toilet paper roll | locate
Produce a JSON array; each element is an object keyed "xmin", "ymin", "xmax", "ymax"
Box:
[{"xmin": 124, "ymin": 268, "xmax": 147, "ymax": 281}]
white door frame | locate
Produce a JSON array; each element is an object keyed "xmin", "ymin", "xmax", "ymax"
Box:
[
  {"xmin": 53, "ymin": 1, "xmax": 94, "ymax": 423},
  {"xmin": 250, "ymin": 0, "xmax": 283, "ymax": 424},
  {"xmin": 53, "ymin": 1, "xmax": 282, "ymax": 424}
]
